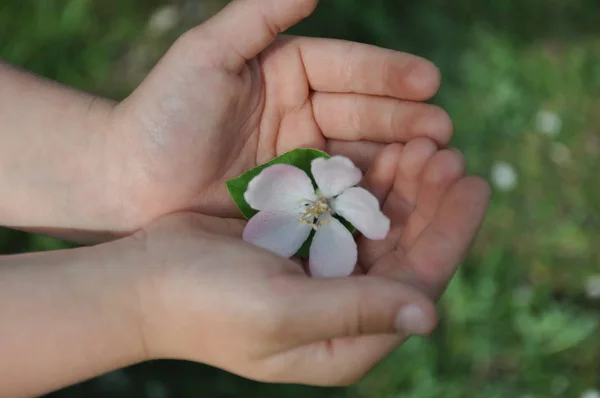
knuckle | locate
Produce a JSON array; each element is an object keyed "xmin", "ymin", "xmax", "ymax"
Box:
[
  {"xmin": 388, "ymin": 101, "xmax": 405, "ymax": 134},
  {"xmin": 340, "ymin": 278, "xmax": 369, "ymax": 336},
  {"xmin": 339, "ymin": 43, "xmax": 357, "ymax": 91},
  {"xmin": 348, "ymin": 96, "xmax": 364, "ymax": 134},
  {"xmin": 380, "ymin": 54, "xmax": 399, "ymax": 94},
  {"xmin": 258, "ymin": 7, "xmax": 282, "ymax": 39}
]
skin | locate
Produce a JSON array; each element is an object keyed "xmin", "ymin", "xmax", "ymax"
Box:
[
  {"xmin": 0, "ymin": 0, "xmax": 452, "ymax": 242},
  {"xmin": 0, "ymin": 0, "xmax": 491, "ymax": 396},
  {"xmin": 0, "ymin": 143, "xmax": 490, "ymax": 397}
]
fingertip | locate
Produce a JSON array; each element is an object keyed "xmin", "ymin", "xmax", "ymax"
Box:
[
  {"xmin": 398, "ymin": 137, "xmax": 438, "ymax": 174},
  {"xmin": 458, "ymin": 175, "xmax": 493, "ymax": 206},
  {"xmin": 423, "ymin": 149, "xmax": 466, "ymax": 185},
  {"xmin": 394, "ymin": 300, "xmax": 438, "ymax": 336},
  {"xmin": 362, "ymin": 143, "xmax": 404, "ymax": 202},
  {"xmin": 294, "ymin": 0, "xmax": 320, "ymax": 19},
  {"xmin": 427, "ymin": 107, "xmax": 454, "ymax": 145},
  {"xmin": 406, "ymin": 59, "xmax": 441, "ymax": 101}
]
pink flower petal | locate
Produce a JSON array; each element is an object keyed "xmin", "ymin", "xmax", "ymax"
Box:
[
  {"xmin": 244, "ymin": 164, "xmax": 316, "ymax": 211},
  {"xmin": 311, "ymin": 156, "xmax": 362, "ymax": 198},
  {"xmin": 332, "ymin": 187, "xmax": 390, "ymax": 240},
  {"xmin": 309, "ymin": 217, "xmax": 357, "ymax": 278},
  {"xmin": 243, "ymin": 210, "xmax": 313, "ymax": 258}
]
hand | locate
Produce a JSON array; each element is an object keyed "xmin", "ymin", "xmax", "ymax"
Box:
[
  {"xmin": 0, "ymin": 141, "xmax": 489, "ymax": 396},
  {"xmin": 127, "ymin": 141, "xmax": 489, "ymax": 386},
  {"xmin": 111, "ymin": 0, "xmax": 452, "ymax": 226}
]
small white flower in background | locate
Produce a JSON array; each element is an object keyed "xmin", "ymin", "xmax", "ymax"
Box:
[
  {"xmin": 243, "ymin": 156, "xmax": 390, "ymax": 278},
  {"xmin": 147, "ymin": 5, "xmax": 179, "ymax": 36},
  {"xmin": 536, "ymin": 109, "xmax": 562, "ymax": 137},
  {"xmin": 550, "ymin": 142, "xmax": 572, "ymax": 165},
  {"xmin": 491, "ymin": 161, "xmax": 518, "ymax": 192},
  {"xmin": 581, "ymin": 389, "xmax": 600, "ymax": 398},
  {"xmin": 585, "ymin": 275, "xmax": 600, "ymax": 299}
]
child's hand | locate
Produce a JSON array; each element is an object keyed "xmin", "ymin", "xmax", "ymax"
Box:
[
  {"xmin": 120, "ymin": 142, "xmax": 489, "ymax": 386},
  {"xmin": 111, "ymin": 0, "xmax": 452, "ymax": 228},
  {"xmin": 126, "ymin": 213, "xmax": 437, "ymax": 386},
  {"xmin": 0, "ymin": 141, "xmax": 489, "ymax": 396}
]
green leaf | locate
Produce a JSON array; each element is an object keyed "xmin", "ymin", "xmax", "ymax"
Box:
[
  {"xmin": 226, "ymin": 148, "xmax": 355, "ymax": 258},
  {"xmin": 226, "ymin": 148, "xmax": 330, "ymax": 219}
]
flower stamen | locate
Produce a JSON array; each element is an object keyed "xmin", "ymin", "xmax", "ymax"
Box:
[{"xmin": 298, "ymin": 197, "xmax": 331, "ymax": 230}]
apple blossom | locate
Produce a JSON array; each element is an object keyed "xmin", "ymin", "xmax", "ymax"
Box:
[{"xmin": 242, "ymin": 156, "xmax": 390, "ymax": 278}]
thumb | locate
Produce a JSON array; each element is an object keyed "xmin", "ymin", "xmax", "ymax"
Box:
[
  {"xmin": 280, "ymin": 275, "xmax": 438, "ymax": 345},
  {"xmin": 201, "ymin": 0, "xmax": 318, "ymax": 71}
]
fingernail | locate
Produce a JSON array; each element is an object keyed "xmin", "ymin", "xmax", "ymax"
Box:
[{"xmin": 395, "ymin": 305, "xmax": 432, "ymax": 335}]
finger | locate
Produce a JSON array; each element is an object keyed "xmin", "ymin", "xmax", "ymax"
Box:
[
  {"xmin": 264, "ymin": 334, "xmax": 402, "ymax": 386},
  {"xmin": 400, "ymin": 149, "xmax": 466, "ymax": 248},
  {"xmin": 357, "ymin": 144, "xmax": 404, "ymax": 268},
  {"xmin": 278, "ymin": 275, "xmax": 437, "ymax": 346},
  {"xmin": 397, "ymin": 177, "xmax": 490, "ymax": 298},
  {"xmin": 295, "ymin": 37, "xmax": 441, "ymax": 100},
  {"xmin": 201, "ymin": 0, "xmax": 318, "ymax": 72},
  {"xmin": 312, "ymin": 92, "xmax": 452, "ymax": 145},
  {"xmin": 382, "ymin": 138, "xmax": 438, "ymax": 222},
  {"xmin": 361, "ymin": 144, "xmax": 404, "ymax": 203},
  {"xmin": 325, "ymin": 140, "xmax": 386, "ymax": 172}
]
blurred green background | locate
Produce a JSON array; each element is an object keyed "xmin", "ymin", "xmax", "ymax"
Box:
[{"xmin": 1, "ymin": 0, "xmax": 600, "ymax": 397}]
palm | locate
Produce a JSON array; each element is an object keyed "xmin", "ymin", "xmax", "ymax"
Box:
[
  {"xmin": 356, "ymin": 141, "xmax": 481, "ymax": 296},
  {"xmin": 189, "ymin": 140, "xmax": 490, "ymax": 383},
  {"xmin": 259, "ymin": 141, "xmax": 489, "ymax": 383},
  {"xmin": 116, "ymin": 32, "xmax": 451, "ymax": 224},
  {"xmin": 112, "ymin": 0, "xmax": 489, "ymax": 385}
]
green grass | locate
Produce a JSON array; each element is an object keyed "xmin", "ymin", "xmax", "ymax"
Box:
[{"xmin": 1, "ymin": 0, "xmax": 599, "ymax": 397}]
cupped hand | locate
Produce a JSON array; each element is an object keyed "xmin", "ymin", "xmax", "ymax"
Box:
[
  {"xmin": 124, "ymin": 140, "xmax": 489, "ymax": 386},
  {"xmin": 111, "ymin": 0, "xmax": 452, "ymax": 226}
]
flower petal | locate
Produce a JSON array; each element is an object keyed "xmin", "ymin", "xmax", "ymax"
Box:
[
  {"xmin": 332, "ymin": 187, "xmax": 390, "ymax": 240},
  {"xmin": 243, "ymin": 210, "xmax": 313, "ymax": 258},
  {"xmin": 311, "ymin": 156, "xmax": 362, "ymax": 198},
  {"xmin": 244, "ymin": 164, "xmax": 316, "ymax": 211},
  {"xmin": 309, "ymin": 217, "xmax": 357, "ymax": 278}
]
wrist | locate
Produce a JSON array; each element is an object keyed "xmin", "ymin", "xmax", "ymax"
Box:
[
  {"xmin": 112, "ymin": 216, "xmax": 223, "ymax": 363},
  {"xmin": 67, "ymin": 100, "xmax": 147, "ymax": 237},
  {"xmin": 0, "ymin": 244, "xmax": 149, "ymax": 396},
  {"xmin": 0, "ymin": 86, "xmax": 143, "ymax": 242},
  {"xmin": 89, "ymin": 241, "xmax": 152, "ymax": 364}
]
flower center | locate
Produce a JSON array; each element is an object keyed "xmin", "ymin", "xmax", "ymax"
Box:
[{"xmin": 299, "ymin": 193, "xmax": 332, "ymax": 230}]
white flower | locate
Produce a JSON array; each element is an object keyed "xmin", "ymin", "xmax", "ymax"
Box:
[
  {"xmin": 581, "ymin": 389, "xmax": 600, "ymax": 398},
  {"xmin": 147, "ymin": 5, "xmax": 179, "ymax": 36},
  {"xmin": 536, "ymin": 109, "xmax": 562, "ymax": 137},
  {"xmin": 585, "ymin": 275, "xmax": 600, "ymax": 299},
  {"xmin": 491, "ymin": 161, "xmax": 518, "ymax": 192},
  {"xmin": 243, "ymin": 156, "xmax": 390, "ymax": 278}
]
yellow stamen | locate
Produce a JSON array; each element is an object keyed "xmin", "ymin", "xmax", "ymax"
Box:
[{"xmin": 298, "ymin": 196, "xmax": 331, "ymax": 230}]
